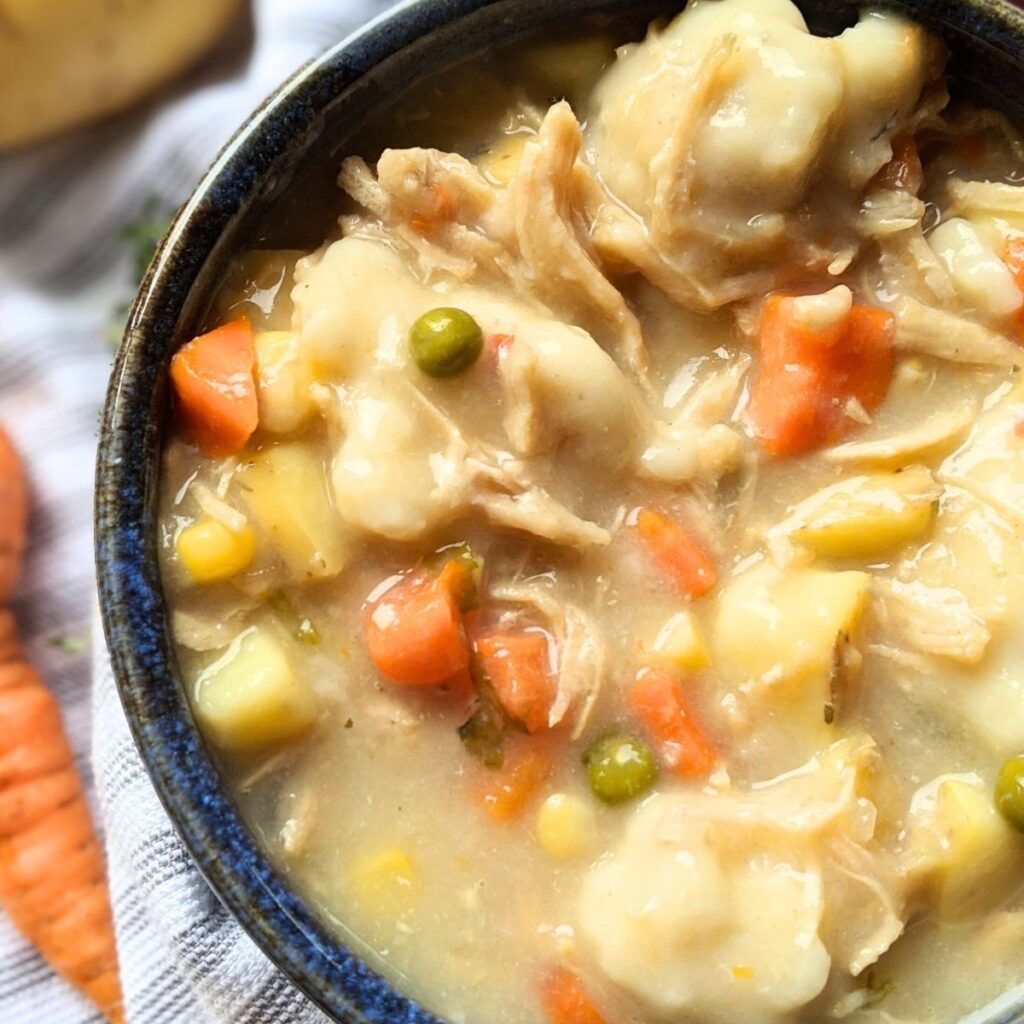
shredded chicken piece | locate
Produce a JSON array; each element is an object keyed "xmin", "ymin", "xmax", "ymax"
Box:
[
  {"xmin": 677, "ymin": 356, "xmax": 751, "ymax": 425},
  {"xmin": 823, "ymin": 836, "xmax": 905, "ymax": 976},
  {"xmin": 508, "ymin": 102, "xmax": 647, "ymax": 380},
  {"xmin": 826, "ymin": 400, "xmax": 976, "ymax": 467},
  {"xmin": 865, "ymin": 642, "xmax": 935, "ymax": 675},
  {"xmin": 279, "ymin": 788, "xmax": 317, "ymax": 858},
  {"xmin": 340, "ymin": 152, "xmax": 505, "ymax": 282},
  {"xmin": 591, "ymin": 203, "xmax": 786, "ymax": 311},
  {"xmin": 858, "ymin": 189, "xmax": 927, "ymax": 237},
  {"xmin": 642, "ymin": 358, "xmax": 749, "ymax": 484},
  {"xmin": 947, "ymin": 178, "xmax": 1024, "ymax": 217},
  {"xmin": 413, "ymin": 387, "xmax": 610, "ymax": 548},
  {"xmin": 892, "ymin": 297, "xmax": 1023, "ymax": 366},
  {"xmin": 170, "ymin": 604, "xmax": 252, "ymax": 652},
  {"xmin": 190, "ymin": 481, "xmax": 248, "ymax": 534},
  {"xmin": 491, "ymin": 579, "xmax": 606, "ymax": 738},
  {"xmin": 872, "ymin": 228, "xmax": 957, "ymax": 308},
  {"xmin": 874, "ymin": 578, "xmax": 991, "ymax": 664}
]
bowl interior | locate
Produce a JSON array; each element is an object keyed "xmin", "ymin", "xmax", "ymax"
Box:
[{"xmin": 96, "ymin": 0, "xmax": 1024, "ymax": 1021}]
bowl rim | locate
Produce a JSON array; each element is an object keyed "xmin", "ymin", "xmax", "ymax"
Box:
[{"xmin": 96, "ymin": 0, "xmax": 1024, "ymax": 1022}]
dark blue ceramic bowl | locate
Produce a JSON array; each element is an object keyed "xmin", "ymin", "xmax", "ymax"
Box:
[{"xmin": 96, "ymin": 0, "xmax": 1024, "ymax": 1021}]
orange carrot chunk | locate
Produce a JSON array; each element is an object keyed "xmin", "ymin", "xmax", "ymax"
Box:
[
  {"xmin": 749, "ymin": 294, "xmax": 894, "ymax": 456},
  {"xmin": 540, "ymin": 967, "xmax": 608, "ymax": 1024},
  {"xmin": 480, "ymin": 743, "xmax": 551, "ymax": 822},
  {"xmin": 364, "ymin": 573, "xmax": 469, "ymax": 687},
  {"xmin": 1004, "ymin": 238, "xmax": 1024, "ymax": 343},
  {"xmin": 1006, "ymin": 237, "xmax": 1024, "ymax": 281},
  {"xmin": 475, "ymin": 630, "xmax": 553, "ymax": 733},
  {"xmin": 871, "ymin": 137, "xmax": 924, "ymax": 194},
  {"xmin": 631, "ymin": 667, "xmax": 715, "ymax": 778},
  {"xmin": 634, "ymin": 507, "xmax": 716, "ymax": 598},
  {"xmin": 169, "ymin": 318, "xmax": 258, "ymax": 457}
]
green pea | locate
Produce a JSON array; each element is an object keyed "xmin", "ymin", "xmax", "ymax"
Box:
[
  {"xmin": 995, "ymin": 756, "xmax": 1024, "ymax": 832},
  {"xmin": 583, "ymin": 732, "xmax": 657, "ymax": 805},
  {"xmin": 409, "ymin": 307, "xmax": 483, "ymax": 378}
]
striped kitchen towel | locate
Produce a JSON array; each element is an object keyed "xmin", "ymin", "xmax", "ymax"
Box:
[{"xmin": 0, "ymin": 2, "xmax": 391, "ymax": 1021}]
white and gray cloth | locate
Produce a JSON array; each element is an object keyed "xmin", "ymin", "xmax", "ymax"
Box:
[{"xmin": 0, "ymin": 3, "xmax": 392, "ymax": 1021}]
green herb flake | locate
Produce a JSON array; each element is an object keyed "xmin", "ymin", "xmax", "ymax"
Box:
[
  {"xmin": 108, "ymin": 198, "xmax": 174, "ymax": 349},
  {"xmin": 457, "ymin": 655, "xmax": 507, "ymax": 769},
  {"xmin": 296, "ymin": 617, "xmax": 321, "ymax": 645},
  {"xmin": 48, "ymin": 633, "xmax": 88, "ymax": 655},
  {"xmin": 268, "ymin": 589, "xmax": 321, "ymax": 645}
]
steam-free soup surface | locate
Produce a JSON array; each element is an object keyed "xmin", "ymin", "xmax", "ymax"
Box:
[{"xmin": 159, "ymin": 2, "xmax": 1024, "ymax": 1021}]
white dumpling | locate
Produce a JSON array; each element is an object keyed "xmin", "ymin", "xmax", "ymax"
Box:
[
  {"xmin": 581, "ymin": 808, "xmax": 829, "ymax": 1024},
  {"xmin": 831, "ymin": 11, "xmax": 943, "ymax": 188},
  {"xmin": 496, "ymin": 309, "xmax": 644, "ymax": 464},
  {"xmin": 292, "ymin": 237, "xmax": 422, "ymax": 377},
  {"xmin": 330, "ymin": 376, "xmax": 462, "ymax": 541},
  {"xmin": 585, "ymin": 0, "xmax": 942, "ymax": 309},
  {"xmin": 578, "ymin": 739, "xmax": 897, "ymax": 1024}
]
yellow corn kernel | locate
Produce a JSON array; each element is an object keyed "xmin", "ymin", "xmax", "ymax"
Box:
[
  {"xmin": 536, "ymin": 793, "xmax": 597, "ymax": 859},
  {"xmin": 177, "ymin": 516, "xmax": 255, "ymax": 583},
  {"xmin": 731, "ymin": 965, "xmax": 755, "ymax": 981},
  {"xmin": 477, "ymin": 133, "xmax": 530, "ymax": 186},
  {"xmin": 349, "ymin": 847, "xmax": 418, "ymax": 918},
  {"xmin": 650, "ymin": 610, "xmax": 709, "ymax": 671}
]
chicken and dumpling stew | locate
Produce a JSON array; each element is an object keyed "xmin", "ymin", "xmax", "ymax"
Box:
[{"xmin": 159, "ymin": 1, "xmax": 1024, "ymax": 1020}]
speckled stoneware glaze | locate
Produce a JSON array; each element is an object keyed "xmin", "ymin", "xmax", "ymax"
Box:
[{"xmin": 96, "ymin": 0, "xmax": 1024, "ymax": 1020}]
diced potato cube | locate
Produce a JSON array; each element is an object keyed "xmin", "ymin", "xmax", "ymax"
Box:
[
  {"xmin": 714, "ymin": 564, "xmax": 870, "ymax": 689},
  {"xmin": 786, "ymin": 467, "xmax": 939, "ymax": 558},
  {"xmin": 176, "ymin": 516, "xmax": 255, "ymax": 583},
  {"xmin": 241, "ymin": 443, "xmax": 349, "ymax": 579},
  {"xmin": 649, "ymin": 610, "xmax": 709, "ymax": 671},
  {"xmin": 254, "ymin": 330, "xmax": 315, "ymax": 435},
  {"xmin": 349, "ymin": 847, "xmax": 418, "ymax": 918},
  {"xmin": 907, "ymin": 775, "xmax": 1024, "ymax": 921},
  {"xmin": 477, "ymin": 133, "xmax": 529, "ymax": 186},
  {"xmin": 941, "ymin": 379, "xmax": 1024, "ymax": 533},
  {"xmin": 195, "ymin": 627, "xmax": 316, "ymax": 750},
  {"xmin": 536, "ymin": 793, "xmax": 598, "ymax": 859},
  {"xmin": 713, "ymin": 564, "xmax": 869, "ymax": 758}
]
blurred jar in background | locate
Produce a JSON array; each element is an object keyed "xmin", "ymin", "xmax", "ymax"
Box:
[{"xmin": 0, "ymin": 0, "xmax": 244, "ymax": 150}]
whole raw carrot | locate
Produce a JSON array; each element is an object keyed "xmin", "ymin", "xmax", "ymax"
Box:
[
  {"xmin": 0, "ymin": 426, "xmax": 26, "ymax": 604},
  {"xmin": 0, "ymin": 426, "xmax": 123, "ymax": 1022}
]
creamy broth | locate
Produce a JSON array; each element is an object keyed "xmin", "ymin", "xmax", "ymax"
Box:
[{"xmin": 160, "ymin": 3, "xmax": 1024, "ymax": 1022}]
